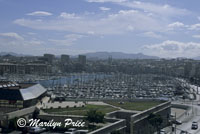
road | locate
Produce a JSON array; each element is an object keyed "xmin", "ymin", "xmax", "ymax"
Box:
[
  {"xmin": 171, "ymin": 83, "xmax": 200, "ymax": 134},
  {"xmin": 174, "ymin": 104, "xmax": 200, "ymax": 134}
]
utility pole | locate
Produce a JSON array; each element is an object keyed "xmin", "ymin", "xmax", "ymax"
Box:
[
  {"xmin": 192, "ymin": 99, "xmax": 194, "ymax": 115},
  {"xmin": 175, "ymin": 112, "xmax": 176, "ymax": 134}
]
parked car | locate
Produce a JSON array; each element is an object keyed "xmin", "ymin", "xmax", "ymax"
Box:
[
  {"xmin": 160, "ymin": 129, "xmax": 166, "ymax": 134},
  {"xmin": 64, "ymin": 128, "xmax": 78, "ymax": 134},
  {"xmin": 191, "ymin": 121, "xmax": 198, "ymax": 130},
  {"xmin": 180, "ymin": 130, "xmax": 188, "ymax": 134},
  {"xmin": 176, "ymin": 120, "xmax": 182, "ymax": 125},
  {"xmin": 172, "ymin": 120, "xmax": 182, "ymax": 125},
  {"xmin": 28, "ymin": 127, "xmax": 46, "ymax": 134},
  {"xmin": 77, "ymin": 130, "xmax": 89, "ymax": 134}
]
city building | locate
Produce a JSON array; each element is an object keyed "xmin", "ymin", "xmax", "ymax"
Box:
[
  {"xmin": 0, "ymin": 63, "xmax": 17, "ymax": 75},
  {"xmin": 44, "ymin": 54, "xmax": 55, "ymax": 64},
  {"xmin": 61, "ymin": 54, "xmax": 70, "ymax": 64},
  {"xmin": 0, "ymin": 63, "xmax": 50, "ymax": 75},
  {"xmin": 78, "ymin": 55, "xmax": 86, "ymax": 65},
  {"xmin": 25, "ymin": 63, "xmax": 49, "ymax": 74},
  {"xmin": 0, "ymin": 82, "xmax": 46, "ymax": 109}
]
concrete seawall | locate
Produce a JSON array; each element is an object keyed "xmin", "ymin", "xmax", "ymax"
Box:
[{"xmin": 131, "ymin": 101, "xmax": 171, "ymax": 134}]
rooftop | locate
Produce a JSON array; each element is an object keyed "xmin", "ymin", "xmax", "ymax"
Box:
[
  {"xmin": 0, "ymin": 82, "xmax": 46, "ymax": 101},
  {"xmin": 0, "ymin": 82, "xmax": 35, "ymax": 90}
]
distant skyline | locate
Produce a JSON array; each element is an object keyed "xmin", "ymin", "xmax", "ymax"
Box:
[{"xmin": 1, "ymin": 0, "xmax": 200, "ymax": 58}]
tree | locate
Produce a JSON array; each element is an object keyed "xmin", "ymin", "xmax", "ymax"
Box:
[
  {"xmin": 32, "ymin": 108, "xmax": 40, "ymax": 119},
  {"xmin": 111, "ymin": 130, "xmax": 121, "ymax": 134},
  {"xmin": 9, "ymin": 117, "xmax": 18, "ymax": 130},
  {"xmin": 182, "ymin": 95, "xmax": 186, "ymax": 102},
  {"xmin": 86, "ymin": 109, "xmax": 105, "ymax": 125},
  {"xmin": 147, "ymin": 113, "xmax": 163, "ymax": 134}
]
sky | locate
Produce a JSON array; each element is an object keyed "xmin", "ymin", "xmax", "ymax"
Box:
[{"xmin": 0, "ymin": 0, "xmax": 200, "ymax": 58}]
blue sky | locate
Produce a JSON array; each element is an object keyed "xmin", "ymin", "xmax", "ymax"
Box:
[{"xmin": 0, "ymin": 0, "xmax": 200, "ymax": 58}]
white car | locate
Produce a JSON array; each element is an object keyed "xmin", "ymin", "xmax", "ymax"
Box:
[
  {"xmin": 77, "ymin": 130, "xmax": 89, "ymax": 134},
  {"xmin": 191, "ymin": 121, "xmax": 198, "ymax": 130},
  {"xmin": 160, "ymin": 129, "xmax": 166, "ymax": 134},
  {"xmin": 28, "ymin": 127, "xmax": 46, "ymax": 133},
  {"xmin": 180, "ymin": 130, "xmax": 188, "ymax": 134},
  {"xmin": 64, "ymin": 128, "xmax": 78, "ymax": 134}
]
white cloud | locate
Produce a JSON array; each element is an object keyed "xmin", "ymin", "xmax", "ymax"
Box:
[
  {"xmin": 48, "ymin": 39, "xmax": 73, "ymax": 46},
  {"xmin": 27, "ymin": 32, "xmax": 36, "ymax": 35},
  {"xmin": 192, "ymin": 35, "xmax": 200, "ymax": 39},
  {"xmin": 189, "ymin": 23, "xmax": 200, "ymax": 30},
  {"xmin": 59, "ymin": 12, "xmax": 80, "ymax": 19},
  {"xmin": 87, "ymin": 0, "xmax": 189, "ymax": 17},
  {"xmin": 0, "ymin": 32, "xmax": 44, "ymax": 55},
  {"xmin": 143, "ymin": 40, "xmax": 200, "ymax": 58},
  {"xmin": 117, "ymin": 1, "xmax": 189, "ymax": 17},
  {"xmin": 0, "ymin": 32, "xmax": 42, "ymax": 46},
  {"xmin": 140, "ymin": 32, "xmax": 162, "ymax": 38},
  {"xmin": 87, "ymin": 0, "xmax": 126, "ymax": 3},
  {"xmin": 99, "ymin": 7, "xmax": 111, "ymax": 11},
  {"xmin": 14, "ymin": 0, "xmax": 190, "ymax": 36},
  {"xmin": 48, "ymin": 34, "xmax": 85, "ymax": 46},
  {"xmin": 0, "ymin": 32, "xmax": 24, "ymax": 40},
  {"xmin": 27, "ymin": 11, "xmax": 52, "ymax": 16},
  {"xmin": 0, "ymin": 32, "xmax": 89, "ymax": 55},
  {"xmin": 87, "ymin": 31, "xmax": 95, "ymax": 35},
  {"xmin": 83, "ymin": 0, "xmax": 190, "ymax": 35},
  {"xmin": 14, "ymin": 10, "xmax": 165, "ymax": 35},
  {"xmin": 118, "ymin": 10, "xmax": 138, "ymax": 14},
  {"xmin": 198, "ymin": 17, "xmax": 200, "ymax": 21},
  {"xmin": 65, "ymin": 34, "xmax": 85, "ymax": 39},
  {"xmin": 168, "ymin": 22, "xmax": 185, "ymax": 28},
  {"xmin": 167, "ymin": 22, "xmax": 187, "ymax": 31}
]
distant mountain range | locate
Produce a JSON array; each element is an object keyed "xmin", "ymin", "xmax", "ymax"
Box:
[
  {"xmin": 0, "ymin": 51, "xmax": 159, "ymax": 59},
  {"xmin": 1, "ymin": 51, "xmax": 200, "ymax": 60},
  {"xmin": 193, "ymin": 56, "xmax": 200, "ymax": 60},
  {"xmin": 0, "ymin": 52, "xmax": 31, "ymax": 57},
  {"xmin": 84, "ymin": 52, "xmax": 159, "ymax": 59}
]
